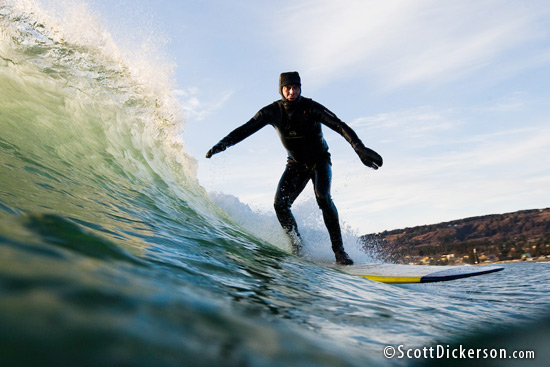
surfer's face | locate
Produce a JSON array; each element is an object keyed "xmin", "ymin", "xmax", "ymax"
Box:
[{"xmin": 282, "ymin": 84, "xmax": 301, "ymax": 101}]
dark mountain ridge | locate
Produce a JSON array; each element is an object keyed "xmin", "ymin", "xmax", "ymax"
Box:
[{"xmin": 360, "ymin": 208, "xmax": 550, "ymax": 264}]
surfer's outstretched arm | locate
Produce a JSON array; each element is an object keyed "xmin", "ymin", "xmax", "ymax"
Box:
[
  {"xmin": 311, "ymin": 101, "xmax": 383, "ymax": 170},
  {"xmin": 205, "ymin": 109, "xmax": 271, "ymax": 158}
]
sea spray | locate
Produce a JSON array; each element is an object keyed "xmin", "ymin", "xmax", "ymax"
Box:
[{"xmin": 210, "ymin": 192, "xmax": 377, "ymax": 263}]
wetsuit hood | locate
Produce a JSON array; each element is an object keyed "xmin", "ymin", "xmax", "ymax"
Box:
[{"xmin": 279, "ymin": 71, "xmax": 301, "ymax": 97}]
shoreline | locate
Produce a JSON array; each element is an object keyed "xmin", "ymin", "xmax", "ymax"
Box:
[{"xmin": 401, "ymin": 257, "xmax": 550, "ymax": 266}]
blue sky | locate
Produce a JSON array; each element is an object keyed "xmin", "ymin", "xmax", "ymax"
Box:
[{"xmin": 72, "ymin": 0, "xmax": 550, "ymax": 233}]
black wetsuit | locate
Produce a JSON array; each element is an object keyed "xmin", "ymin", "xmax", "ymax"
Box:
[
  {"xmin": 214, "ymin": 96, "xmax": 370, "ymax": 258},
  {"xmin": 217, "ymin": 97, "xmax": 366, "ymax": 164}
]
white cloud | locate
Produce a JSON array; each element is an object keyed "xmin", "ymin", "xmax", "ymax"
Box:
[
  {"xmin": 332, "ymin": 120, "xmax": 550, "ymax": 232},
  {"xmin": 276, "ymin": 0, "xmax": 550, "ymax": 89},
  {"xmin": 174, "ymin": 87, "xmax": 234, "ymax": 121},
  {"xmin": 475, "ymin": 92, "xmax": 529, "ymax": 113},
  {"xmin": 351, "ymin": 106, "xmax": 457, "ymax": 133}
]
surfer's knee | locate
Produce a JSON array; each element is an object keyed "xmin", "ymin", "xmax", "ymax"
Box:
[{"xmin": 315, "ymin": 192, "xmax": 333, "ymax": 211}]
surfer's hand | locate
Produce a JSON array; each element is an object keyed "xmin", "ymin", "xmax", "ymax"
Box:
[
  {"xmin": 357, "ymin": 146, "xmax": 383, "ymax": 170},
  {"xmin": 206, "ymin": 142, "xmax": 227, "ymax": 158}
]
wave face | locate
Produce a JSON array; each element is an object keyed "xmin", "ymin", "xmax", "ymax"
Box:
[{"xmin": 1, "ymin": 2, "xmax": 550, "ymax": 366}]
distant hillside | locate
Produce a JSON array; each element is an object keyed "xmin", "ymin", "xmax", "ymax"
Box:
[{"xmin": 360, "ymin": 208, "xmax": 550, "ymax": 265}]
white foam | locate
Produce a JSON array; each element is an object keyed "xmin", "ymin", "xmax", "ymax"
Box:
[{"xmin": 209, "ymin": 192, "xmax": 376, "ymax": 263}]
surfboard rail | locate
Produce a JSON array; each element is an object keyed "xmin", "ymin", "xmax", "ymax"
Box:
[{"xmin": 336, "ymin": 263, "xmax": 504, "ymax": 283}]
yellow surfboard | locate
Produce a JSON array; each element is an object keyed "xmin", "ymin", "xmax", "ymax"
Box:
[{"xmin": 335, "ymin": 263, "xmax": 504, "ymax": 283}]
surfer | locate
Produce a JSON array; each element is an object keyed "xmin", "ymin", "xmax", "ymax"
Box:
[{"xmin": 206, "ymin": 72, "xmax": 382, "ymax": 265}]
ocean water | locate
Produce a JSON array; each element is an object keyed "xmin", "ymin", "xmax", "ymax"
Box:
[{"xmin": 1, "ymin": 1, "xmax": 549, "ymax": 366}]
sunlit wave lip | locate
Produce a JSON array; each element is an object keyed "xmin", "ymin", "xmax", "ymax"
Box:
[{"xmin": 0, "ymin": 0, "xmax": 224, "ymax": 267}]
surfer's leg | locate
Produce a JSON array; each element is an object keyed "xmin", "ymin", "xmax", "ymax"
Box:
[
  {"xmin": 274, "ymin": 164, "xmax": 309, "ymax": 255},
  {"xmin": 312, "ymin": 160, "xmax": 353, "ymax": 265}
]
